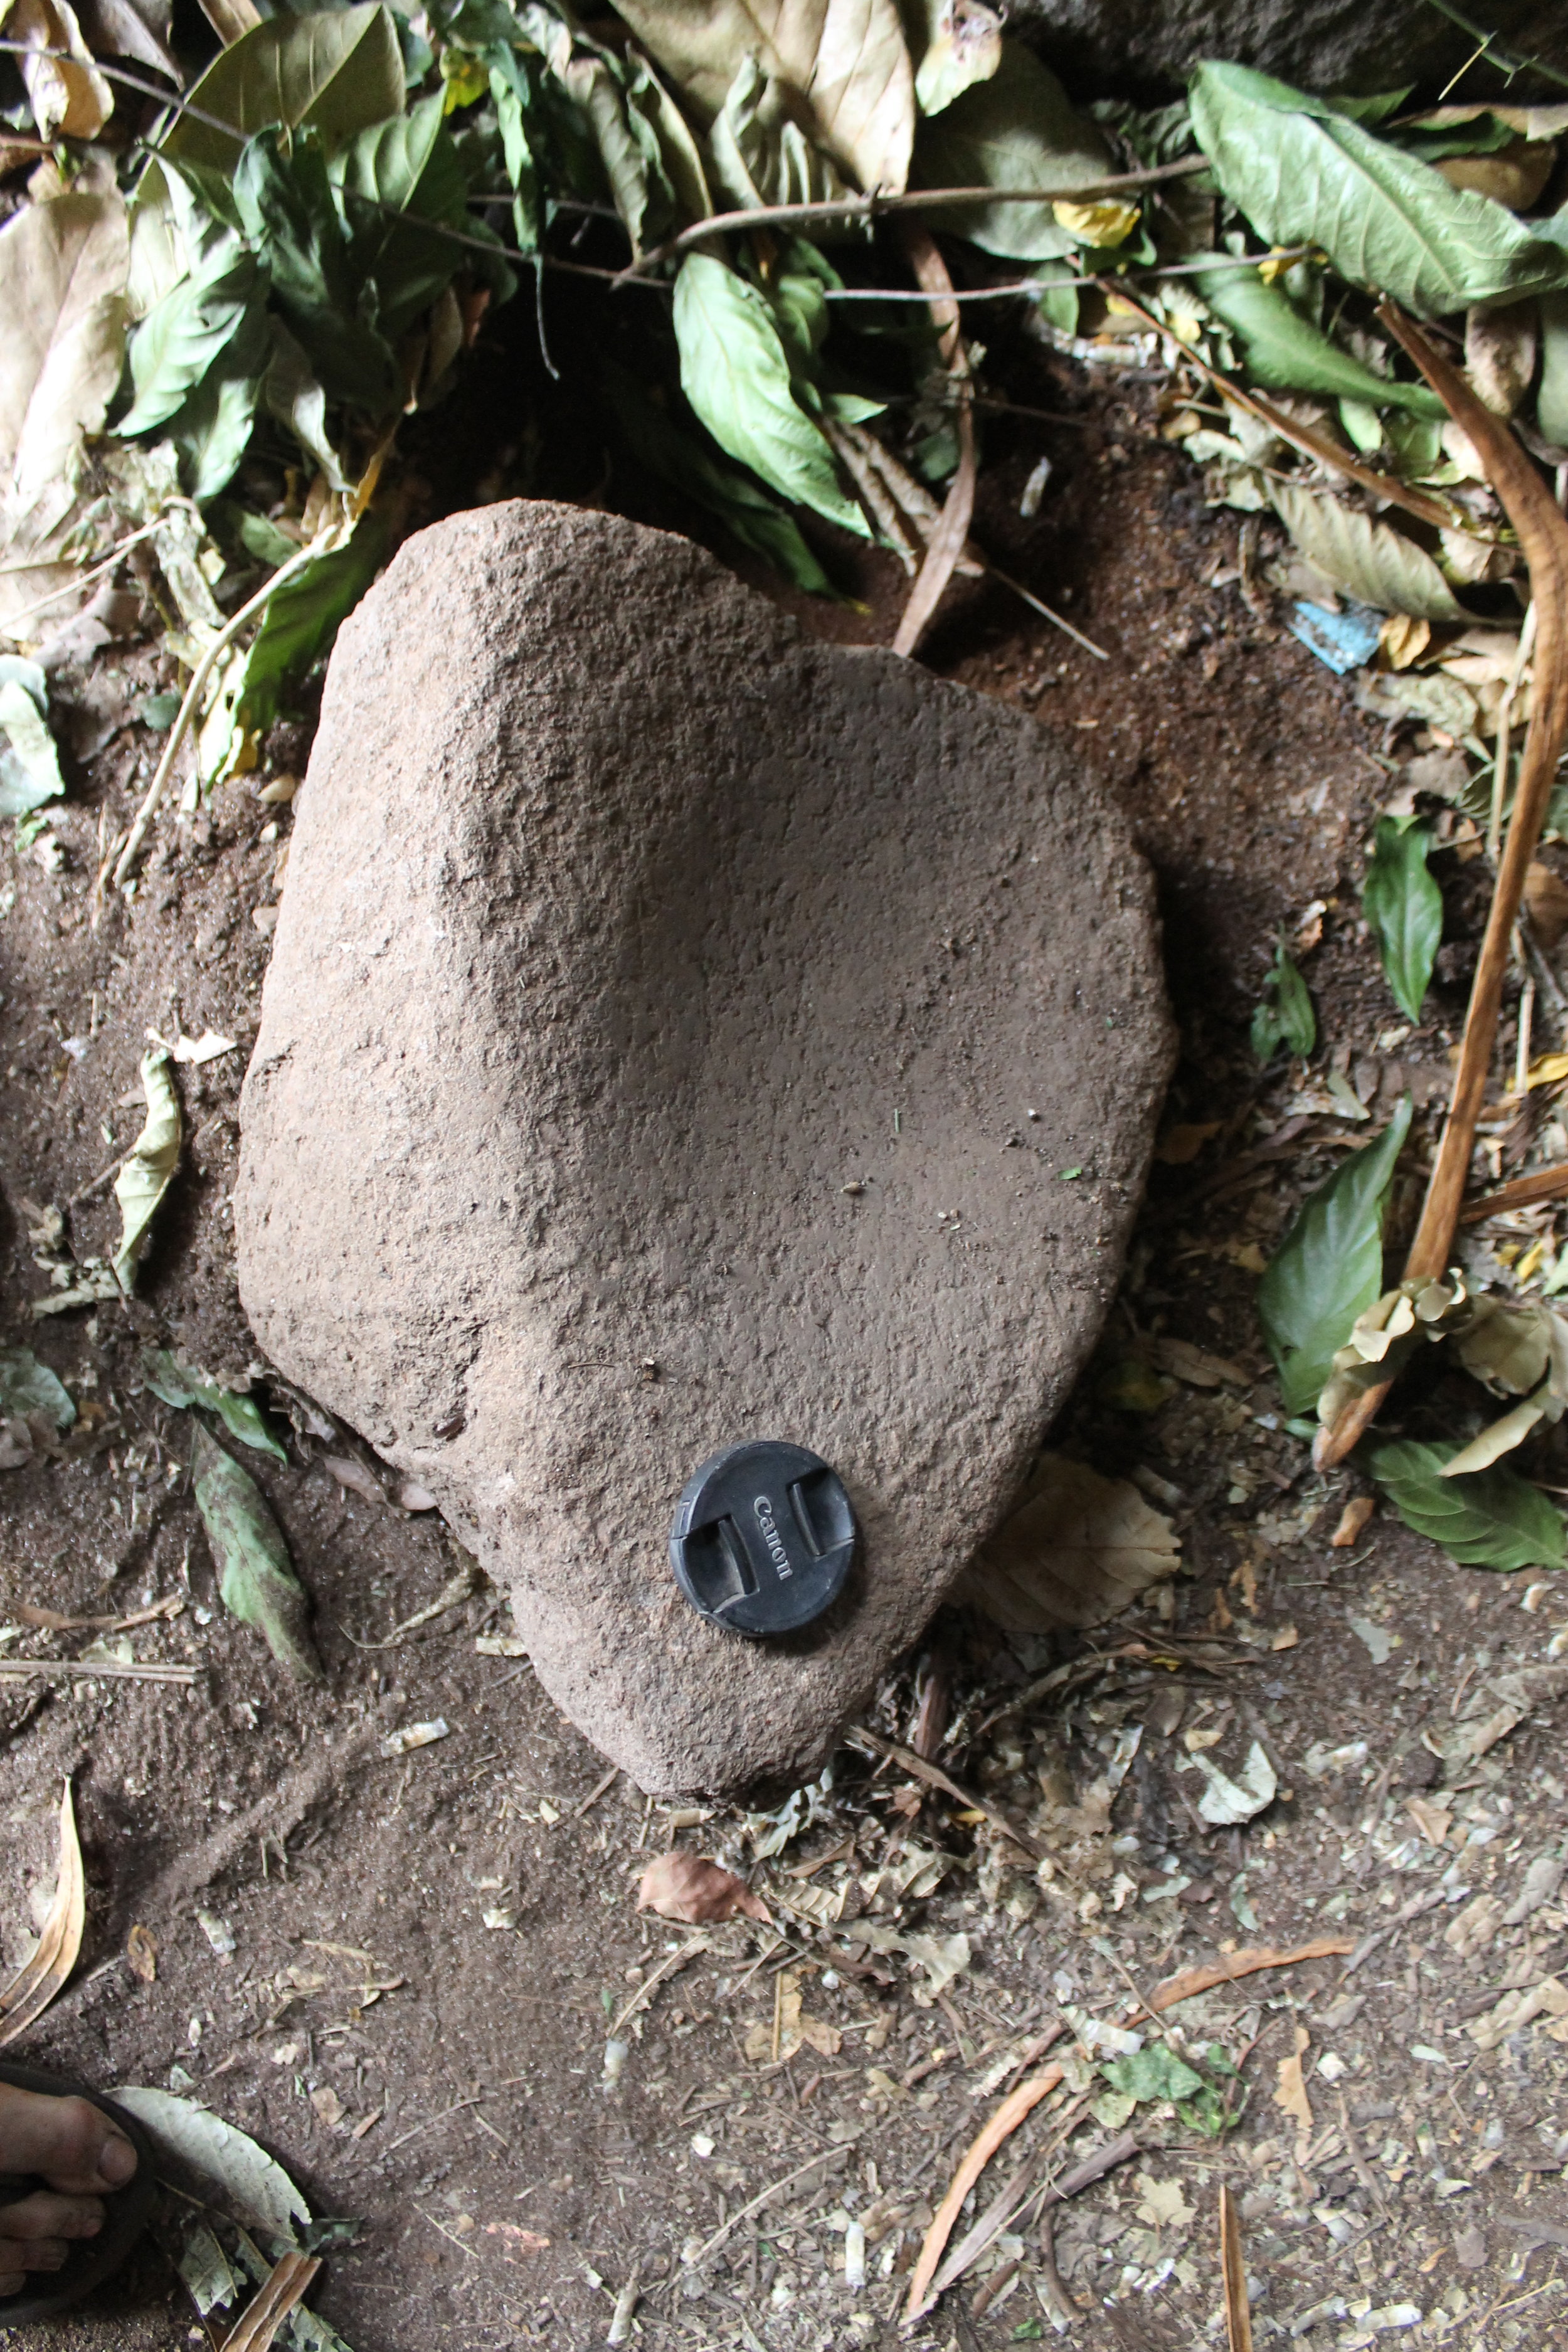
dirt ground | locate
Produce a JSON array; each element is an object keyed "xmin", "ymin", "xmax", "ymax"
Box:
[{"xmin": 3, "ymin": 305, "xmax": 1567, "ymax": 2351}]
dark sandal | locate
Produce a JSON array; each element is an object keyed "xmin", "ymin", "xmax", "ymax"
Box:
[{"xmin": 0, "ymin": 2063, "xmax": 157, "ymax": 2321}]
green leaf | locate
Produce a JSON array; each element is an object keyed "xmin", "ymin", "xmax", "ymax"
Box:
[
  {"xmin": 911, "ymin": 42, "xmax": 1110, "ymax": 260},
  {"xmin": 1363, "ymin": 814, "xmax": 1441, "ymax": 1024},
  {"xmin": 1258, "ymin": 1100, "xmax": 1412, "ymax": 1416},
  {"xmin": 1371, "ymin": 1438, "xmax": 1566, "ymax": 1571},
  {"xmin": 672, "ymin": 253, "xmax": 869, "ymax": 538},
  {"xmin": 166, "ymin": 298, "xmax": 270, "ymax": 501},
  {"xmin": 1251, "ymin": 940, "xmax": 1315, "ymax": 1061},
  {"xmin": 1540, "ymin": 290, "xmax": 1568, "ymax": 448},
  {"xmin": 0, "ymin": 1347, "xmax": 75, "ymax": 1430},
  {"xmin": 143, "ymin": 1347, "xmax": 288, "ymax": 1462},
  {"xmin": 0, "ymin": 657, "xmax": 65, "ymax": 818},
  {"xmin": 191, "ymin": 1424, "xmax": 322, "ymax": 1680},
  {"xmin": 1098, "ymin": 2045, "xmax": 1205, "ymax": 2104},
  {"xmin": 1190, "ymin": 266, "xmax": 1444, "ymax": 416},
  {"xmin": 260, "ymin": 318, "xmax": 351, "ymax": 492},
  {"xmin": 119, "ymin": 233, "xmax": 262, "ymax": 437},
  {"xmin": 233, "ymin": 129, "xmax": 400, "ymax": 412},
  {"xmin": 224, "ymin": 514, "xmax": 389, "ymax": 745},
  {"xmin": 1269, "ymin": 482, "xmax": 1462, "ymax": 621},
  {"xmin": 331, "ymin": 94, "xmax": 468, "ymax": 339},
  {"xmin": 1188, "ymin": 61, "xmax": 1568, "ymax": 319},
  {"xmin": 159, "ymin": 4, "xmax": 405, "ymax": 176},
  {"xmin": 600, "ymin": 362, "xmax": 834, "ymax": 593}
]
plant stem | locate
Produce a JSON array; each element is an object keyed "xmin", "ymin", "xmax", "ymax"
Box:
[{"xmin": 1314, "ymin": 305, "xmax": 1568, "ymax": 1471}]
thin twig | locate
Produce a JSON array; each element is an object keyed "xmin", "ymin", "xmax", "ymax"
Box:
[
  {"xmin": 1103, "ymin": 280, "xmax": 1503, "ymax": 545},
  {"xmin": 619, "ymin": 156, "xmax": 1211, "ymax": 280},
  {"xmin": 102, "ymin": 526, "xmax": 337, "ymax": 896},
  {"xmin": 849, "ymin": 1727, "xmax": 1042, "ymax": 1860},
  {"xmin": 0, "ymin": 1659, "xmax": 196, "ymax": 1683},
  {"xmin": 1220, "ymin": 2183, "xmax": 1254, "ymax": 2352},
  {"xmin": 1315, "ymin": 305, "xmax": 1568, "ymax": 1469},
  {"xmin": 1490, "ymin": 601, "xmax": 1539, "ymax": 860},
  {"xmin": 892, "ymin": 223, "xmax": 977, "ymax": 661}
]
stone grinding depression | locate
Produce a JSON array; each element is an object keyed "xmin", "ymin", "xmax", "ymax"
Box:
[{"xmin": 233, "ymin": 499, "xmax": 1174, "ymax": 1793}]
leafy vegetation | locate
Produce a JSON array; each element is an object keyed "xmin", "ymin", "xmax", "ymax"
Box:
[
  {"xmin": 1371, "ymin": 1438, "xmax": 1568, "ymax": 1570},
  {"xmin": 5, "ymin": 0, "xmax": 1568, "ymax": 810},
  {"xmin": 1258, "ymin": 1103, "xmax": 1412, "ymax": 1416}
]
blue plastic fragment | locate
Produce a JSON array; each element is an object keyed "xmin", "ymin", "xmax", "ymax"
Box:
[{"xmin": 1288, "ymin": 599, "xmax": 1384, "ymax": 675}]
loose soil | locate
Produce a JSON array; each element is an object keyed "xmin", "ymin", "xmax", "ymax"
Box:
[{"xmin": 3, "ymin": 301, "xmax": 1565, "ymax": 2351}]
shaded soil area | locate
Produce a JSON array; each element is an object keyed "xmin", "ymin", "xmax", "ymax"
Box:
[{"xmin": 2, "ymin": 305, "xmax": 1565, "ymax": 2351}]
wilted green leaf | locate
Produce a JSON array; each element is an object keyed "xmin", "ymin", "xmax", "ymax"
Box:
[
  {"xmin": 910, "ymin": 0, "xmax": 1002, "ymax": 119},
  {"xmin": 611, "ymin": 0, "xmax": 914, "ymax": 194},
  {"xmin": 0, "ymin": 1348, "xmax": 76, "ymax": 1430},
  {"xmin": 159, "ymin": 3, "xmax": 405, "ymax": 175},
  {"xmin": 1363, "ymin": 814, "xmax": 1441, "ymax": 1024},
  {"xmin": 1251, "ymin": 940, "xmax": 1315, "ymax": 1062},
  {"xmin": 1191, "ymin": 267, "xmax": 1444, "ymax": 415},
  {"xmin": 1371, "ymin": 1438, "xmax": 1566, "ymax": 1571},
  {"xmin": 1098, "ymin": 2045, "xmax": 1205, "ymax": 2106},
  {"xmin": 601, "ymin": 363, "xmax": 834, "ymax": 593},
  {"xmin": 0, "ymin": 658, "xmax": 65, "ymax": 819},
  {"xmin": 1258, "ymin": 1100, "xmax": 1412, "ymax": 1415},
  {"xmin": 112, "ymin": 1048, "xmax": 181, "ymax": 1291},
  {"xmin": 191, "ymin": 1424, "xmax": 322, "ymax": 1680},
  {"xmin": 260, "ymin": 319, "xmax": 350, "ymax": 491},
  {"xmin": 1188, "ymin": 61, "xmax": 1568, "ymax": 319},
  {"xmin": 1270, "ymin": 482, "xmax": 1461, "ymax": 622},
  {"xmin": 912, "ymin": 42, "xmax": 1110, "ymax": 260},
  {"xmin": 143, "ymin": 1347, "xmax": 288, "ymax": 1462},
  {"xmin": 709, "ymin": 53, "xmax": 854, "ymax": 211},
  {"xmin": 673, "ymin": 253, "xmax": 869, "ymax": 538}
]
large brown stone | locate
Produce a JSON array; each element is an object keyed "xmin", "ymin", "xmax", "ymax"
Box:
[{"xmin": 235, "ymin": 502, "xmax": 1173, "ymax": 1793}]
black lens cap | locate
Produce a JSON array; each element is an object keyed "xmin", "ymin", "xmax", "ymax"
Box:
[{"xmin": 670, "ymin": 1439, "xmax": 857, "ymax": 1636}]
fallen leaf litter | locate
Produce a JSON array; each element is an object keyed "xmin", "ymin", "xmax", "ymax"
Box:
[{"xmin": 5, "ymin": 8, "xmax": 1568, "ymax": 2334}]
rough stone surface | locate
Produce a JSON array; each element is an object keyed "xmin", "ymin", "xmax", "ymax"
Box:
[
  {"xmin": 1014, "ymin": 0, "xmax": 1567, "ymax": 98},
  {"xmin": 235, "ymin": 502, "xmax": 1173, "ymax": 1793}
]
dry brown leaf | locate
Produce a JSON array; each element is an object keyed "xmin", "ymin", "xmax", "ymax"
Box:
[
  {"xmin": 1465, "ymin": 300, "xmax": 1539, "ymax": 419},
  {"xmin": 7, "ymin": 0, "xmax": 113, "ymax": 137},
  {"xmin": 1220, "ymin": 2183, "xmax": 1253, "ymax": 2352},
  {"xmin": 1330, "ymin": 1495, "xmax": 1375, "ymax": 1548},
  {"xmin": 610, "ymin": 0, "xmax": 914, "ymax": 192},
  {"xmin": 1149, "ymin": 1334, "xmax": 1249, "ymax": 1389},
  {"xmin": 957, "ymin": 1452, "xmax": 1180, "ymax": 1634},
  {"xmin": 1155, "ymin": 1120, "xmax": 1222, "ymax": 1165},
  {"xmin": 1272, "ymin": 2023, "xmax": 1313, "ymax": 2149},
  {"xmin": 1525, "ymin": 859, "xmax": 1568, "ymax": 951},
  {"xmin": 1438, "ymin": 140, "xmax": 1557, "ymax": 213},
  {"xmin": 1406, "ymin": 1794, "xmax": 1452, "ymax": 1846},
  {"xmin": 0, "ymin": 190, "xmax": 128, "ymax": 634},
  {"xmin": 196, "ymin": 0, "xmax": 260, "ymax": 41},
  {"xmin": 742, "ymin": 1970, "xmax": 840, "ymax": 2062},
  {"xmin": 636, "ymin": 1851, "xmax": 771, "ymax": 1925},
  {"xmin": 126, "ymin": 1922, "xmax": 157, "ymax": 1983},
  {"xmin": 0, "ymin": 1779, "xmax": 85, "ymax": 2045}
]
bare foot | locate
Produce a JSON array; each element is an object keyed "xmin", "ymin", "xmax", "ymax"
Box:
[{"xmin": 0, "ymin": 2083, "xmax": 136, "ymax": 2298}]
